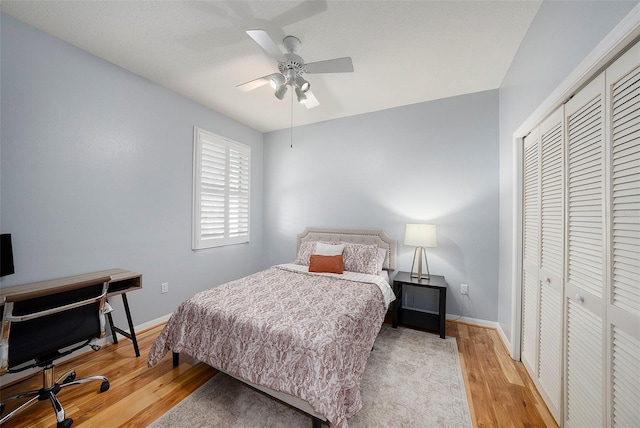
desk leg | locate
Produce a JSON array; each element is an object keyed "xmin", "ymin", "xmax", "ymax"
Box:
[
  {"xmin": 439, "ymin": 287, "xmax": 446, "ymax": 339},
  {"xmin": 106, "ymin": 309, "xmax": 118, "ymax": 344},
  {"xmin": 105, "ymin": 294, "xmax": 140, "ymax": 357},
  {"xmin": 121, "ymin": 293, "xmax": 140, "ymax": 357}
]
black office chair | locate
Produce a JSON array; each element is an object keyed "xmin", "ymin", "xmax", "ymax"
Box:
[{"xmin": 0, "ymin": 278, "xmax": 111, "ymax": 428}]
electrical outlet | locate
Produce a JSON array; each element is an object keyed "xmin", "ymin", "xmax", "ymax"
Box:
[
  {"xmin": 461, "ymin": 283, "xmax": 469, "ymax": 295},
  {"xmin": 161, "ymin": 282, "xmax": 169, "ymax": 294}
]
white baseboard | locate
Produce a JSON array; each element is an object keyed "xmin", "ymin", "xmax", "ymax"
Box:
[
  {"xmin": 135, "ymin": 313, "xmax": 173, "ymax": 332},
  {"xmin": 496, "ymin": 323, "xmax": 513, "ymax": 358},
  {"xmin": 402, "ymin": 306, "xmax": 500, "ymax": 331},
  {"xmin": 112, "ymin": 312, "xmax": 172, "ymax": 340},
  {"xmin": 399, "ymin": 308, "xmax": 501, "ymax": 331},
  {"xmin": 446, "ymin": 313, "xmax": 514, "ymax": 358},
  {"xmin": 446, "ymin": 313, "xmax": 499, "ymax": 329}
]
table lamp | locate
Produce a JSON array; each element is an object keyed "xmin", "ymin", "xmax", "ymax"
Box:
[{"xmin": 404, "ymin": 224, "xmax": 437, "ymax": 281}]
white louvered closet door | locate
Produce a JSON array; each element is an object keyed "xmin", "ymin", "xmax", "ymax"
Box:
[
  {"xmin": 537, "ymin": 107, "xmax": 565, "ymax": 422},
  {"xmin": 522, "ymin": 129, "xmax": 541, "ymax": 379},
  {"xmin": 564, "ymin": 73, "xmax": 606, "ymax": 428},
  {"xmin": 520, "ymin": 37, "xmax": 640, "ymax": 428},
  {"xmin": 605, "ymin": 40, "xmax": 640, "ymax": 428}
]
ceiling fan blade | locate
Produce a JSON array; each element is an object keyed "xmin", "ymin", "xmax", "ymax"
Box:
[
  {"xmin": 236, "ymin": 73, "xmax": 279, "ymax": 92},
  {"xmin": 246, "ymin": 30, "xmax": 287, "ymax": 62},
  {"xmin": 303, "ymin": 90, "xmax": 320, "ymax": 109},
  {"xmin": 305, "ymin": 57, "xmax": 354, "ymax": 74},
  {"xmin": 272, "ymin": 0, "xmax": 328, "ymax": 28}
]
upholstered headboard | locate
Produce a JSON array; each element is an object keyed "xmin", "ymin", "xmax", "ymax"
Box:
[{"xmin": 297, "ymin": 227, "xmax": 397, "ymax": 271}]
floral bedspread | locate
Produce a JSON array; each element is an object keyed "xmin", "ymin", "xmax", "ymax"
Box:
[{"xmin": 147, "ymin": 264, "xmax": 393, "ymax": 427}]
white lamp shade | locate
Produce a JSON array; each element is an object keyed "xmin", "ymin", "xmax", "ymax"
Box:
[{"xmin": 404, "ymin": 224, "xmax": 437, "ymax": 247}]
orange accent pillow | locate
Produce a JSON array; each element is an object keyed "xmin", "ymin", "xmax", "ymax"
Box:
[{"xmin": 309, "ymin": 255, "xmax": 344, "ymax": 274}]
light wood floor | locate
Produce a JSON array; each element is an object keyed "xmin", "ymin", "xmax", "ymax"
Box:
[
  {"xmin": 0, "ymin": 321, "xmax": 556, "ymax": 427},
  {"xmin": 448, "ymin": 322, "xmax": 557, "ymax": 428}
]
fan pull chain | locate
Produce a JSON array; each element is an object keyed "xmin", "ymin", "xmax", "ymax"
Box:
[{"xmin": 290, "ymin": 90, "xmax": 294, "ymax": 148}]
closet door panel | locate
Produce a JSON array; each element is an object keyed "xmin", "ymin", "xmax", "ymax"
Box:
[
  {"xmin": 566, "ymin": 75, "xmax": 606, "ymax": 300},
  {"xmin": 608, "ymin": 52, "xmax": 640, "ymax": 318},
  {"xmin": 537, "ymin": 108, "xmax": 565, "ymax": 420},
  {"xmin": 565, "ymin": 300, "xmax": 603, "ymax": 428},
  {"xmin": 606, "ymin": 40, "xmax": 640, "ymax": 428},
  {"xmin": 610, "ymin": 321, "xmax": 640, "ymax": 428},
  {"xmin": 537, "ymin": 282, "xmax": 563, "ymax": 414},
  {"xmin": 564, "ymin": 74, "xmax": 607, "ymax": 428},
  {"xmin": 522, "ymin": 269, "xmax": 539, "ymax": 374},
  {"xmin": 539, "ymin": 116, "xmax": 565, "ymax": 281},
  {"xmin": 522, "ymin": 129, "xmax": 541, "ymax": 376}
]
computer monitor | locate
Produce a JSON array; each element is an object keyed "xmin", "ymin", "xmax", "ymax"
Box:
[{"xmin": 1, "ymin": 233, "xmax": 15, "ymax": 277}]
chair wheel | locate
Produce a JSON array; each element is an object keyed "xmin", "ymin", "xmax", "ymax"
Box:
[
  {"xmin": 100, "ymin": 380, "xmax": 110, "ymax": 392},
  {"xmin": 63, "ymin": 372, "xmax": 76, "ymax": 383},
  {"xmin": 57, "ymin": 418, "xmax": 73, "ymax": 428}
]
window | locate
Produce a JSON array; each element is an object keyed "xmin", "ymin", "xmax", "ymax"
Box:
[{"xmin": 192, "ymin": 127, "xmax": 250, "ymax": 249}]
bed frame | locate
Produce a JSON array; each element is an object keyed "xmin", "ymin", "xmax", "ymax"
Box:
[{"xmin": 172, "ymin": 227, "xmax": 397, "ymax": 427}]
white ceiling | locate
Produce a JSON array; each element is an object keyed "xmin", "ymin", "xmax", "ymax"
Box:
[{"xmin": 0, "ymin": 0, "xmax": 542, "ymax": 133}]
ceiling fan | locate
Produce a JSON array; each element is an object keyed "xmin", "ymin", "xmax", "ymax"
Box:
[{"xmin": 237, "ymin": 30, "xmax": 354, "ymax": 109}]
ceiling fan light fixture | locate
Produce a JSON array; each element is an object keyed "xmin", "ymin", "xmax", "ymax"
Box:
[
  {"xmin": 241, "ymin": 30, "xmax": 355, "ymax": 110},
  {"xmin": 269, "ymin": 73, "xmax": 286, "ymax": 90},
  {"xmin": 274, "ymin": 84, "xmax": 288, "ymax": 100},
  {"xmin": 295, "ymin": 86, "xmax": 308, "ymax": 103},
  {"xmin": 295, "ymin": 77, "xmax": 311, "ymax": 93}
]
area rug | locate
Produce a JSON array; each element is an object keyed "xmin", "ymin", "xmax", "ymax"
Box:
[{"xmin": 149, "ymin": 325, "xmax": 472, "ymax": 427}]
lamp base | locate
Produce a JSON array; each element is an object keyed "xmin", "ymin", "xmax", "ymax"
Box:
[
  {"xmin": 410, "ymin": 247, "xmax": 430, "ymax": 281},
  {"xmin": 410, "ymin": 272, "xmax": 431, "ymax": 280}
]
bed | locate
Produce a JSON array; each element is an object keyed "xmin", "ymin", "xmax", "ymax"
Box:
[{"xmin": 147, "ymin": 228, "xmax": 397, "ymax": 427}]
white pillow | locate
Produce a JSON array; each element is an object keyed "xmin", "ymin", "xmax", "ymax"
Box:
[
  {"xmin": 377, "ymin": 247, "xmax": 387, "ymax": 273},
  {"xmin": 315, "ymin": 242, "xmax": 345, "ymax": 256}
]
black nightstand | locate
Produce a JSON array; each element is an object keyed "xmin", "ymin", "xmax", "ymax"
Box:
[{"xmin": 392, "ymin": 271, "xmax": 447, "ymax": 338}]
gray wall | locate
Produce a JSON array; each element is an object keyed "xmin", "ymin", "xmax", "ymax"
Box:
[
  {"xmin": 497, "ymin": 1, "xmax": 638, "ymax": 341},
  {"xmin": 4, "ymin": 1, "xmax": 635, "ymax": 336},
  {"xmin": 264, "ymin": 90, "xmax": 499, "ymax": 321},
  {"xmin": 0, "ymin": 14, "xmax": 265, "ymax": 329}
]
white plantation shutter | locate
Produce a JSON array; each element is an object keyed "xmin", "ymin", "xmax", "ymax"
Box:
[
  {"xmin": 200, "ymin": 141, "xmax": 227, "ymax": 241},
  {"xmin": 193, "ymin": 128, "xmax": 250, "ymax": 249},
  {"xmin": 228, "ymin": 147, "xmax": 250, "ymax": 238}
]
